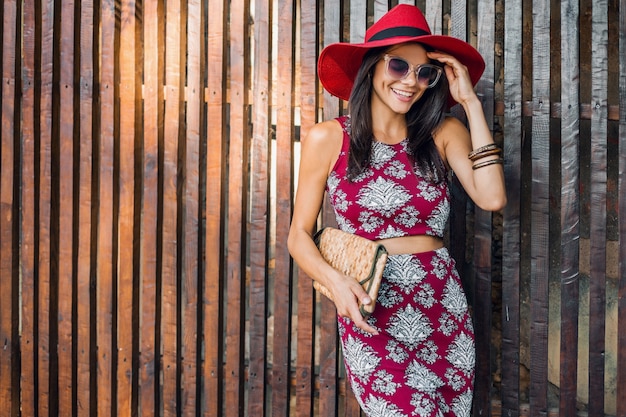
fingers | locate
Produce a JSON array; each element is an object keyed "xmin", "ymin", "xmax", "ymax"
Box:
[{"xmin": 334, "ymin": 283, "xmax": 379, "ymax": 335}]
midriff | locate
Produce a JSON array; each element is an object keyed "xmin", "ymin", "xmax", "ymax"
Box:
[{"xmin": 376, "ymin": 234, "xmax": 444, "ymax": 255}]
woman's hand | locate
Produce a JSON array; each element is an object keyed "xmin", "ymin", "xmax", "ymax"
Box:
[
  {"xmin": 327, "ymin": 270, "xmax": 379, "ymax": 335},
  {"xmin": 427, "ymin": 51, "xmax": 477, "ymax": 106}
]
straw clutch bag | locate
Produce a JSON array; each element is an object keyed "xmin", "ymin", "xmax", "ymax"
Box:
[{"xmin": 313, "ymin": 227, "xmax": 388, "ymax": 316}]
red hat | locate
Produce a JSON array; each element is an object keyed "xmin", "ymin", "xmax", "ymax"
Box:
[{"xmin": 317, "ymin": 4, "xmax": 485, "ymax": 103}]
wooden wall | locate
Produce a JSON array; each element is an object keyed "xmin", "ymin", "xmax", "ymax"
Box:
[{"xmin": 0, "ymin": 0, "xmax": 624, "ymax": 416}]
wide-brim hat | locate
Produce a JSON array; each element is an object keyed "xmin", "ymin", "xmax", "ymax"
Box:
[{"xmin": 318, "ymin": 4, "xmax": 485, "ymax": 105}]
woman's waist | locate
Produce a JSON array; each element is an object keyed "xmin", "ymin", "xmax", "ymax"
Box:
[{"xmin": 375, "ymin": 234, "xmax": 444, "ymax": 255}]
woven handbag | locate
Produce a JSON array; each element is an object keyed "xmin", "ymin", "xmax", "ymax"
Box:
[{"xmin": 313, "ymin": 227, "xmax": 388, "ymax": 316}]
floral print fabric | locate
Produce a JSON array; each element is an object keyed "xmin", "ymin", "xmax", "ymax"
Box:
[{"xmin": 328, "ymin": 116, "xmax": 475, "ymax": 416}]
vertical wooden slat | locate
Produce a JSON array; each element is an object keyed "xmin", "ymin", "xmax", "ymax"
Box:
[
  {"xmin": 272, "ymin": 0, "xmax": 295, "ymax": 414},
  {"xmin": 76, "ymin": 1, "xmax": 94, "ymax": 415},
  {"xmin": 530, "ymin": 0, "xmax": 551, "ymax": 414},
  {"xmin": 248, "ymin": 0, "xmax": 270, "ymax": 414},
  {"xmin": 56, "ymin": 0, "xmax": 75, "ymax": 414},
  {"xmin": 473, "ymin": 1, "xmax": 495, "ymax": 415},
  {"xmin": 181, "ymin": 1, "xmax": 201, "ymax": 415},
  {"xmin": 588, "ymin": 1, "xmax": 608, "ymax": 415},
  {"xmin": 38, "ymin": 1, "xmax": 55, "ymax": 414},
  {"xmin": 559, "ymin": 0, "xmax": 580, "ymax": 415},
  {"xmin": 117, "ymin": 0, "xmax": 137, "ymax": 415},
  {"xmin": 204, "ymin": 0, "xmax": 226, "ymax": 413},
  {"xmin": 295, "ymin": 0, "xmax": 317, "ymax": 414},
  {"xmin": 617, "ymin": 1, "xmax": 626, "ymax": 415},
  {"xmin": 162, "ymin": 0, "xmax": 181, "ymax": 414},
  {"xmin": 224, "ymin": 0, "xmax": 249, "ymax": 413},
  {"xmin": 502, "ymin": 0, "xmax": 523, "ymax": 414},
  {"xmin": 20, "ymin": 0, "xmax": 37, "ymax": 414},
  {"xmin": 424, "ymin": 0, "xmax": 442, "ymax": 35},
  {"xmin": 0, "ymin": 1, "xmax": 17, "ymax": 414},
  {"xmin": 97, "ymin": 0, "xmax": 116, "ymax": 414},
  {"xmin": 319, "ymin": 2, "xmax": 342, "ymax": 416},
  {"xmin": 140, "ymin": 0, "xmax": 162, "ymax": 414}
]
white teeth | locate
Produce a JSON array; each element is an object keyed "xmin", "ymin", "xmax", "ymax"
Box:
[{"xmin": 392, "ymin": 88, "xmax": 413, "ymax": 97}]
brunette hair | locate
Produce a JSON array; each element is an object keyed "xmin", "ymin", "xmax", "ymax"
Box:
[{"xmin": 346, "ymin": 44, "xmax": 449, "ymax": 182}]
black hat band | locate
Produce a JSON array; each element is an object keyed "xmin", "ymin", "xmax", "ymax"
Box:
[{"xmin": 367, "ymin": 26, "xmax": 430, "ymax": 42}]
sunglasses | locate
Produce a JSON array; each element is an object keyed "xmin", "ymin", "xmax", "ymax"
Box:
[{"xmin": 383, "ymin": 55, "xmax": 443, "ymax": 88}]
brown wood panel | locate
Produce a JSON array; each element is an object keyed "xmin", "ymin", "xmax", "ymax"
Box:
[
  {"xmin": 588, "ymin": 1, "xmax": 609, "ymax": 415},
  {"xmin": 117, "ymin": 0, "xmax": 137, "ymax": 415},
  {"xmin": 77, "ymin": 1, "xmax": 95, "ymax": 415},
  {"xmin": 0, "ymin": 1, "xmax": 17, "ymax": 414},
  {"xmin": 20, "ymin": 0, "xmax": 37, "ymax": 414},
  {"xmin": 204, "ymin": 0, "xmax": 226, "ymax": 413},
  {"xmin": 558, "ymin": 0, "xmax": 581, "ymax": 415},
  {"xmin": 617, "ymin": 1, "xmax": 626, "ymax": 414},
  {"xmin": 295, "ymin": 0, "xmax": 318, "ymax": 414},
  {"xmin": 97, "ymin": 0, "xmax": 117, "ymax": 415},
  {"xmin": 56, "ymin": 0, "xmax": 76, "ymax": 414},
  {"xmin": 248, "ymin": 0, "xmax": 270, "ymax": 414},
  {"xmin": 140, "ymin": 0, "xmax": 162, "ymax": 414},
  {"xmin": 162, "ymin": 0, "xmax": 182, "ymax": 414},
  {"xmin": 319, "ymin": 2, "xmax": 342, "ymax": 416},
  {"xmin": 38, "ymin": 1, "xmax": 56, "ymax": 414},
  {"xmin": 272, "ymin": 0, "xmax": 295, "ymax": 415},
  {"xmin": 224, "ymin": 0, "xmax": 249, "ymax": 415},
  {"xmin": 181, "ymin": 1, "xmax": 201, "ymax": 415},
  {"xmin": 501, "ymin": 0, "xmax": 523, "ymax": 414},
  {"xmin": 530, "ymin": 0, "xmax": 551, "ymax": 414}
]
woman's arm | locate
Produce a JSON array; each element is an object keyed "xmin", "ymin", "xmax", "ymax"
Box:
[{"xmin": 287, "ymin": 120, "xmax": 378, "ymax": 334}]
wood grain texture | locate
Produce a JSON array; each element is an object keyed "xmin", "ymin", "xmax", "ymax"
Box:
[
  {"xmin": 588, "ymin": 1, "xmax": 608, "ymax": 415},
  {"xmin": 559, "ymin": 0, "xmax": 581, "ymax": 415},
  {"xmin": 530, "ymin": 0, "xmax": 551, "ymax": 414},
  {"xmin": 248, "ymin": 0, "xmax": 270, "ymax": 414},
  {"xmin": 502, "ymin": 0, "xmax": 523, "ymax": 414},
  {"xmin": 140, "ymin": 0, "xmax": 162, "ymax": 414},
  {"xmin": 204, "ymin": 0, "xmax": 226, "ymax": 414}
]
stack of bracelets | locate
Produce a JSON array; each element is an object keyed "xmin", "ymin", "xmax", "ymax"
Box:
[{"xmin": 468, "ymin": 143, "xmax": 504, "ymax": 170}]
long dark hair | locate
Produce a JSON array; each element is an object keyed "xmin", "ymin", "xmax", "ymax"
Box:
[{"xmin": 347, "ymin": 44, "xmax": 449, "ymax": 182}]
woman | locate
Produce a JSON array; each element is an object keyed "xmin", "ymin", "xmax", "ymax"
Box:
[{"xmin": 287, "ymin": 4, "xmax": 506, "ymax": 416}]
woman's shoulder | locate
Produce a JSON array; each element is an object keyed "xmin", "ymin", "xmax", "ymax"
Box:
[{"xmin": 303, "ymin": 118, "xmax": 344, "ymax": 149}]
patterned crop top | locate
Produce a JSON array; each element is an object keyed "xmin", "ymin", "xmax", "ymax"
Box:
[{"xmin": 326, "ymin": 115, "xmax": 450, "ymax": 240}]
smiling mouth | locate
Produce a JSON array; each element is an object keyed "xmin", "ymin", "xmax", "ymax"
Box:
[{"xmin": 391, "ymin": 87, "xmax": 414, "ymax": 98}]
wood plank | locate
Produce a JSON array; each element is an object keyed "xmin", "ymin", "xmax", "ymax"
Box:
[
  {"xmin": 295, "ymin": 0, "xmax": 317, "ymax": 414},
  {"xmin": 272, "ymin": 0, "xmax": 295, "ymax": 414},
  {"xmin": 473, "ymin": 1, "xmax": 496, "ymax": 415},
  {"xmin": 140, "ymin": 0, "xmax": 162, "ymax": 414},
  {"xmin": 181, "ymin": 1, "xmax": 201, "ymax": 415},
  {"xmin": 617, "ymin": 1, "xmax": 626, "ymax": 415},
  {"xmin": 204, "ymin": 0, "xmax": 226, "ymax": 413},
  {"xmin": 162, "ymin": 0, "xmax": 182, "ymax": 413},
  {"xmin": 588, "ymin": 0, "xmax": 608, "ymax": 414},
  {"xmin": 38, "ymin": 1, "xmax": 56, "ymax": 414},
  {"xmin": 559, "ymin": 0, "xmax": 581, "ymax": 415},
  {"xmin": 319, "ymin": 2, "xmax": 342, "ymax": 415},
  {"xmin": 117, "ymin": 0, "xmax": 137, "ymax": 415},
  {"xmin": 424, "ymin": 0, "xmax": 442, "ymax": 35},
  {"xmin": 76, "ymin": 0, "xmax": 95, "ymax": 415},
  {"xmin": 97, "ymin": 0, "xmax": 117, "ymax": 415},
  {"xmin": 248, "ymin": 0, "xmax": 270, "ymax": 414},
  {"xmin": 224, "ymin": 0, "xmax": 249, "ymax": 414},
  {"xmin": 56, "ymin": 0, "xmax": 76, "ymax": 414},
  {"xmin": 0, "ymin": 1, "xmax": 17, "ymax": 414},
  {"xmin": 20, "ymin": 0, "xmax": 38, "ymax": 414},
  {"xmin": 501, "ymin": 0, "xmax": 523, "ymax": 413},
  {"xmin": 530, "ymin": 0, "xmax": 551, "ymax": 414}
]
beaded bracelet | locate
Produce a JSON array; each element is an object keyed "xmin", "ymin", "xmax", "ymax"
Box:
[
  {"xmin": 468, "ymin": 143, "xmax": 499, "ymax": 160},
  {"xmin": 472, "ymin": 157, "xmax": 504, "ymax": 170}
]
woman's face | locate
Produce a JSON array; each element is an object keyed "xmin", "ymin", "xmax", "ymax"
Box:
[{"xmin": 370, "ymin": 43, "xmax": 433, "ymax": 115}]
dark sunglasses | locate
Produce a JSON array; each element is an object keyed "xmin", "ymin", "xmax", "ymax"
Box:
[{"xmin": 383, "ymin": 54, "xmax": 443, "ymax": 88}]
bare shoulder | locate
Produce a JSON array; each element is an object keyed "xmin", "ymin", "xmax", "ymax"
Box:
[
  {"xmin": 301, "ymin": 118, "xmax": 345, "ymax": 174},
  {"xmin": 432, "ymin": 116, "xmax": 471, "ymax": 159}
]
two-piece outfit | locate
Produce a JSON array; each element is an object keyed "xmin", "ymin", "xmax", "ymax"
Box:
[{"xmin": 326, "ymin": 115, "xmax": 475, "ymax": 417}]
